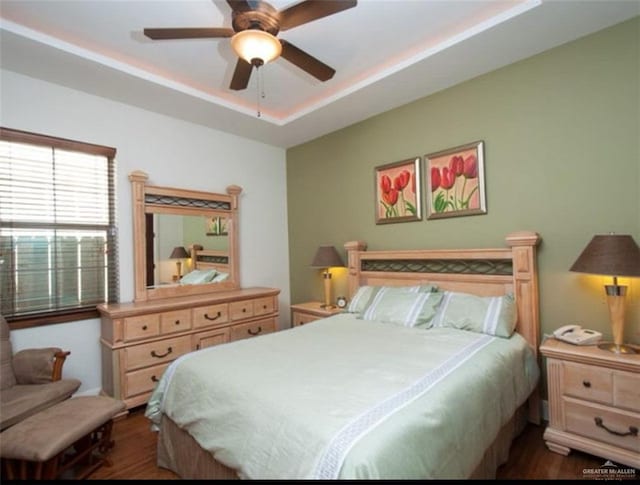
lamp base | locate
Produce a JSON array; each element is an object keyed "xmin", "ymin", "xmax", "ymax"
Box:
[
  {"xmin": 597, "ymin": 342, "xmax": 638, "ymax": 354},
  {"xmin": 320, "ymin": 303, "xmax": 336, "ymax": 309}
]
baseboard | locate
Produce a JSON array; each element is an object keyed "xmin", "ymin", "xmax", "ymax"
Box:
[{"xmin": 74, "ymin": 387, "xmax": 102, "ymax": 397}]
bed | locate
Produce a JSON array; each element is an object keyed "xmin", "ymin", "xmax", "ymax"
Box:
[{"xmin": 145, "ymin": 231, "xmax": 542, "ymax": 479}]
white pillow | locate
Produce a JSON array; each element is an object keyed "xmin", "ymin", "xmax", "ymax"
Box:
[
  {"xmin": 358, "ymin": 288, "xmax": 443, "ymax": 328},
  {"xmin": 179, "ymin": 269, "xmax": 217, "ymax": 285}
]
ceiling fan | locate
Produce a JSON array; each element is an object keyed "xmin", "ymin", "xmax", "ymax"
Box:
[{"xmin": 143, "ymin": 0, "xmax": 357, "ymax": 91}]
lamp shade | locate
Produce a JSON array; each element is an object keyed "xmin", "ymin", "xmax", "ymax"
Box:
[
  {"xmin": 311, "ymin": 246, "xmax": 344, "ymax": 268},
  {"xmin": 169, "ymin": 246, "xmax": 189, "ymax": 259},
  {"xmin": 231, "ymin": 29, "xmax": 282, "ymax": 65},
  {"xmin": 570, "ymin": 234, "xmax": 640, "ymax": 277}
]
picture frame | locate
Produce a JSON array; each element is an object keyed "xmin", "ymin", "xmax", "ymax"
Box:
[
  {"xmin": 425, "ymin": 140, "xmax": 486, "ymax": 219},
  {"xmin": 374, "ymin": 157, "xmax": 422, "ymax": 224}
]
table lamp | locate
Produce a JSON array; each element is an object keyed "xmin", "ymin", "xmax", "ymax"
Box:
[
  {"xmin": 169, "ymin": 246, "xmax": 189, "ymax": 281},
  {"xmin": 570, "ymin": 234, "xmax": 640, "ymax": 354},
  {"xmin": 311, "ymin": 246, "xmax": 345, "ymax": 308}
]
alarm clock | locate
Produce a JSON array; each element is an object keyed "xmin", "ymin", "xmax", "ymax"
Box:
[{"xmin": 336, "ymin": 296, "xmax": 348, "ymax": 309}]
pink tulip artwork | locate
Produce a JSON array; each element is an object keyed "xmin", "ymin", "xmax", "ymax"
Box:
[
  {"xmin": 375, "ymin": 157, "xmax": 422, "ymax": 224},
  {"xmin": 425, "ymin": 141, "xmax": 486, "ymax": 219}
]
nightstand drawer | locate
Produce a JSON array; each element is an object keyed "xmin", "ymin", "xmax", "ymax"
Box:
[
  {"xmin": 563, "ymin": 362, "xmax": 612, "ymax": 405},
  {"xmin": 564, "ymin": 397, "xmax": 640, "ymax": 452},
  {"xmin": 293, "ymin": 312, "xmax": 319, "ymax": 326},
  {"xmin": 614, "ymin": 371, "xmax": 640, "ymax": 412}
]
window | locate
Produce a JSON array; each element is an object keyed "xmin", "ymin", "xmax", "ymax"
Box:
[{"xmin": 0, "ymin": 128, "xmax": 118, "ymax": 328}]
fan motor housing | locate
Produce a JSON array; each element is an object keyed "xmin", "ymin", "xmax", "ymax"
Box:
[{"xmin": 231, "ymin": 1, "xmax": 280, "ymax": 35}]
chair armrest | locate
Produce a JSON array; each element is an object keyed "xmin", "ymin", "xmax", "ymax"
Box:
[{"xmin": 12, "ymin": 347, "xmax": 70, "ymax": 384}]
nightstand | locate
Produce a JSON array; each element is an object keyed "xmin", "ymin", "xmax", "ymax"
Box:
[
  {"xmin": 290, "ymin": 301, "xmax": 343, "ymax": 327},
  {"xmin": 540, "ymin": 338, "xmax": 640, "ymax": 468}
]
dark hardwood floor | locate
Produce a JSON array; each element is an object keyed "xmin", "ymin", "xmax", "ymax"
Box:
[{"xmin": 87, "ymin": 406, "xmax": 611, "ymax": 480}]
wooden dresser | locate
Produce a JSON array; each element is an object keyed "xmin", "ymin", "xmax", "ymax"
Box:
[
  {"xmin": 98, "ymin": 287, "xmax": 280, "ymax": 409},
  {"xmin": 540, "ymin": 338, "xmax": 639, "ymax": 468}
]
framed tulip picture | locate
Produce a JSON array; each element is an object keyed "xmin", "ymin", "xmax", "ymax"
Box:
[
  {"xmin": 425, "ymin": 140, "xmax": 486, "ymax": 220},
  {"xmin": 374, "ymin": 157, "xmax": 422, "ymax": 224}
]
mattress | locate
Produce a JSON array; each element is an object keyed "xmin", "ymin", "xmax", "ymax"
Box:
[{"xmin": 145, "ymin": 313, "xmax": 539, "ymax": 479}]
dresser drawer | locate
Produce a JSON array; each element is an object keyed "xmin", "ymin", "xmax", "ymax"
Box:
[
  {"xmin": 160, "ymin": 309, "xmax": 192, "ymax": 335},
  {"xmin": 563, "ymin": 362, "xmax": 612, "ymax": 405},
  {"xmin": 124, "ymin": 314, "xmax": 160, "ymax": 341},
  {"xmin": 254, "ymin": 296, "xmax": 275, "ymax": 316},
  {"xmin": 564, "ymin": 397, "xmax": 640, "ymax": 452},
  {"xmin": 124, "ymin": 335, "xmax": 192, "ymax": 371},
  {"xmin": 229, "ymin": 318, "xmax": 276, "ymax": 341},
  {"xmin": 230, "ymin": 300, "xmax": 254, "ymax": 320},
  {"xmin": 614, "ymin": 370, "xmax": 640, "ymax": 412},
  {"xmin": 125, "ymin": 362, "xmax": 169, "ymax": 398},
  {"xmin": 193, "ymin": 303, "xmax": 229, "ymax": 328}
]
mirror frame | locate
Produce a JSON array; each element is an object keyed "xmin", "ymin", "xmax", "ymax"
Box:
[{"xmin": 129, "ymin": 170, "xmax": 241, "ymax": 302}]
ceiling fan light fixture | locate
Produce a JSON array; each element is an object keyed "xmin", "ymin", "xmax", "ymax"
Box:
[{"xmin": 231, "ymin": 29, "xmax": 282, "ymax": 66}]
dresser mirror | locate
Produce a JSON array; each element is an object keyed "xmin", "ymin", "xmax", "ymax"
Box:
[{"xmin": 130, "ymin": 170, "xmax": 241, "ymax": 302}]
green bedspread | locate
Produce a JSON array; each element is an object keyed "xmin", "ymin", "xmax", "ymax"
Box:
[{"xmin": 145, "ymin": 313, "xmax": 539, "ymax": 479}]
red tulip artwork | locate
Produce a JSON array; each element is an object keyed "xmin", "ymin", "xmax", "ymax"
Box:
[
  {"xmin": 375, "ymin": 157, "xmax": 422, "ymax": 224},
  {"xmin": 425, "ymin": 141, "xmax": 486, "ymax": 219}
]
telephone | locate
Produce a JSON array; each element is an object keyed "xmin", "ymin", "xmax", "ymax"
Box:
[{"xmin": 553, "ymin": 325, "xmax": 602, "ymax": 346}]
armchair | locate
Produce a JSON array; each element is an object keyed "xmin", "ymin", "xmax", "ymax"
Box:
[{"xmin": 0, "ymin": 315, "xmax": 81, "ymax": 431}]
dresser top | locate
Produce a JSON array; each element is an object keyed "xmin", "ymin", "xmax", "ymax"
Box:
[{"xmin": 97, "ymin": 287, "xmax": 280, "ymax": 318}]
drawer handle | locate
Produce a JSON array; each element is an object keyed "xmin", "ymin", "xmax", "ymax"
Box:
[
  {"xmin": 247, "ymin": 326, "xmax": 262, "ymax": 336},
  {"xmin": 242, "ymin": 308, "xmax": 247, "ymax": 313},
  {"xmin": 594, "ymin": 417, "xmax": 638, "ymax": 437},
  {"xmin": 582, "ymin": 380, "xmax": 591, "ymax": 388},
  {"xmin": 174, "ymin": 319, "xmax": 180, "ymax": 325},
  {"xmin": 205, "ymin": 312, "xmax": 222, "ymax": 321},
  {"xmin": 151, "ymin": 375, "xmax": 159, "ymax": 383},
  {"xmin": 263, "ymin": 305, "xmax": 267, "ymax": 309},
  {"xmin": 151, "ymin": 347, "xmax": 173, "ymax": 359},
  {"xmin": 142, "ymin": 325, "xmax": 148, "ymax": 331}
]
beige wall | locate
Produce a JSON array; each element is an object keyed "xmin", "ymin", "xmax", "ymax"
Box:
[
  {"xmin": 287, "ymin": 17, "xmax": 640, "ymax": 345},
  {"xmin": 1, "ymin": 69, "xmax": 290, "ymax": 394}
]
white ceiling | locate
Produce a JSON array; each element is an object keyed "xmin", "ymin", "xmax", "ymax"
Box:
[{"xmin": 0, "ymin": 0, "xmax": 638, "ymax": 148}]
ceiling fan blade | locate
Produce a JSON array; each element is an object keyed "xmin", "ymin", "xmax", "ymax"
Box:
[
  {"xmin": 226, "ymin": 0, "xmax": 254, "ymax": 12},
  {"xmin": 280, "ymin": 40, "xmax": 335, "ymax": 82},
  {"xmin": 143, "ymin": 28, "xmax": 234, "ymax": 40},
  {"xmin": 279, "ymin": 0, "xmax": 357, "ymax": 31},
  {"xmin": 230, "ymin": 58, "xmax": 253, "ymax": 90}
]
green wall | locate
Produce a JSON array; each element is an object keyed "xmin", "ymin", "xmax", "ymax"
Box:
[{"xmin": 287, "ymin": 17, "xmax": 640, "ymax": 344}]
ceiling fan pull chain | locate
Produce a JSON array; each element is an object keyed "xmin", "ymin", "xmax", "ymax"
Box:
[{"xmin": 256, "ymin": 65, "xmax": 262, "ymax": 118}]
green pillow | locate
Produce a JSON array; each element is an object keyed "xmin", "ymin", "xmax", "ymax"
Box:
[
  {"xmin": 358, "ymin": 287, "xmax": 443, "ymax": 328},
  {"xmin": 430, "ymin": 291, "xmax": 517, "ymax": 338},
  {"xmin": 179, "ymin": 269, "xmax": 217, "ymax": 285},
  {"xmin": 346, "ymin": 285, "xmax": 436, "ymax": 316}
]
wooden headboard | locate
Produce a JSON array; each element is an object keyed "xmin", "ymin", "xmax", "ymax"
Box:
[
  {"xmin": 344, "ymin": 231, "xmax": 542, "ymax": 423},
  {"xmin": 189, "ymin": 245, "xmax": 230, "ymax": 274}
]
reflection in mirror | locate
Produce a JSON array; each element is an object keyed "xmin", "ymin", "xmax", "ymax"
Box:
[{"xmin": 145, "ymin": 213, "xmax": 229, "ymax": 288}]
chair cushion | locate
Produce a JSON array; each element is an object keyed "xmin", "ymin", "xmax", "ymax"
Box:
[
  {"xmin": 0, "ymin": 314, "xmax": 16, "ymax": 391},
  {"xmin": 0, "ymin": 379, "xmax": 81, "ymax": 431}
]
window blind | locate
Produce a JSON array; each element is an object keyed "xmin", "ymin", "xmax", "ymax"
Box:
[{"xmin": 0, "ymin": 128, "xmax": 118, "ymax": 326}]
